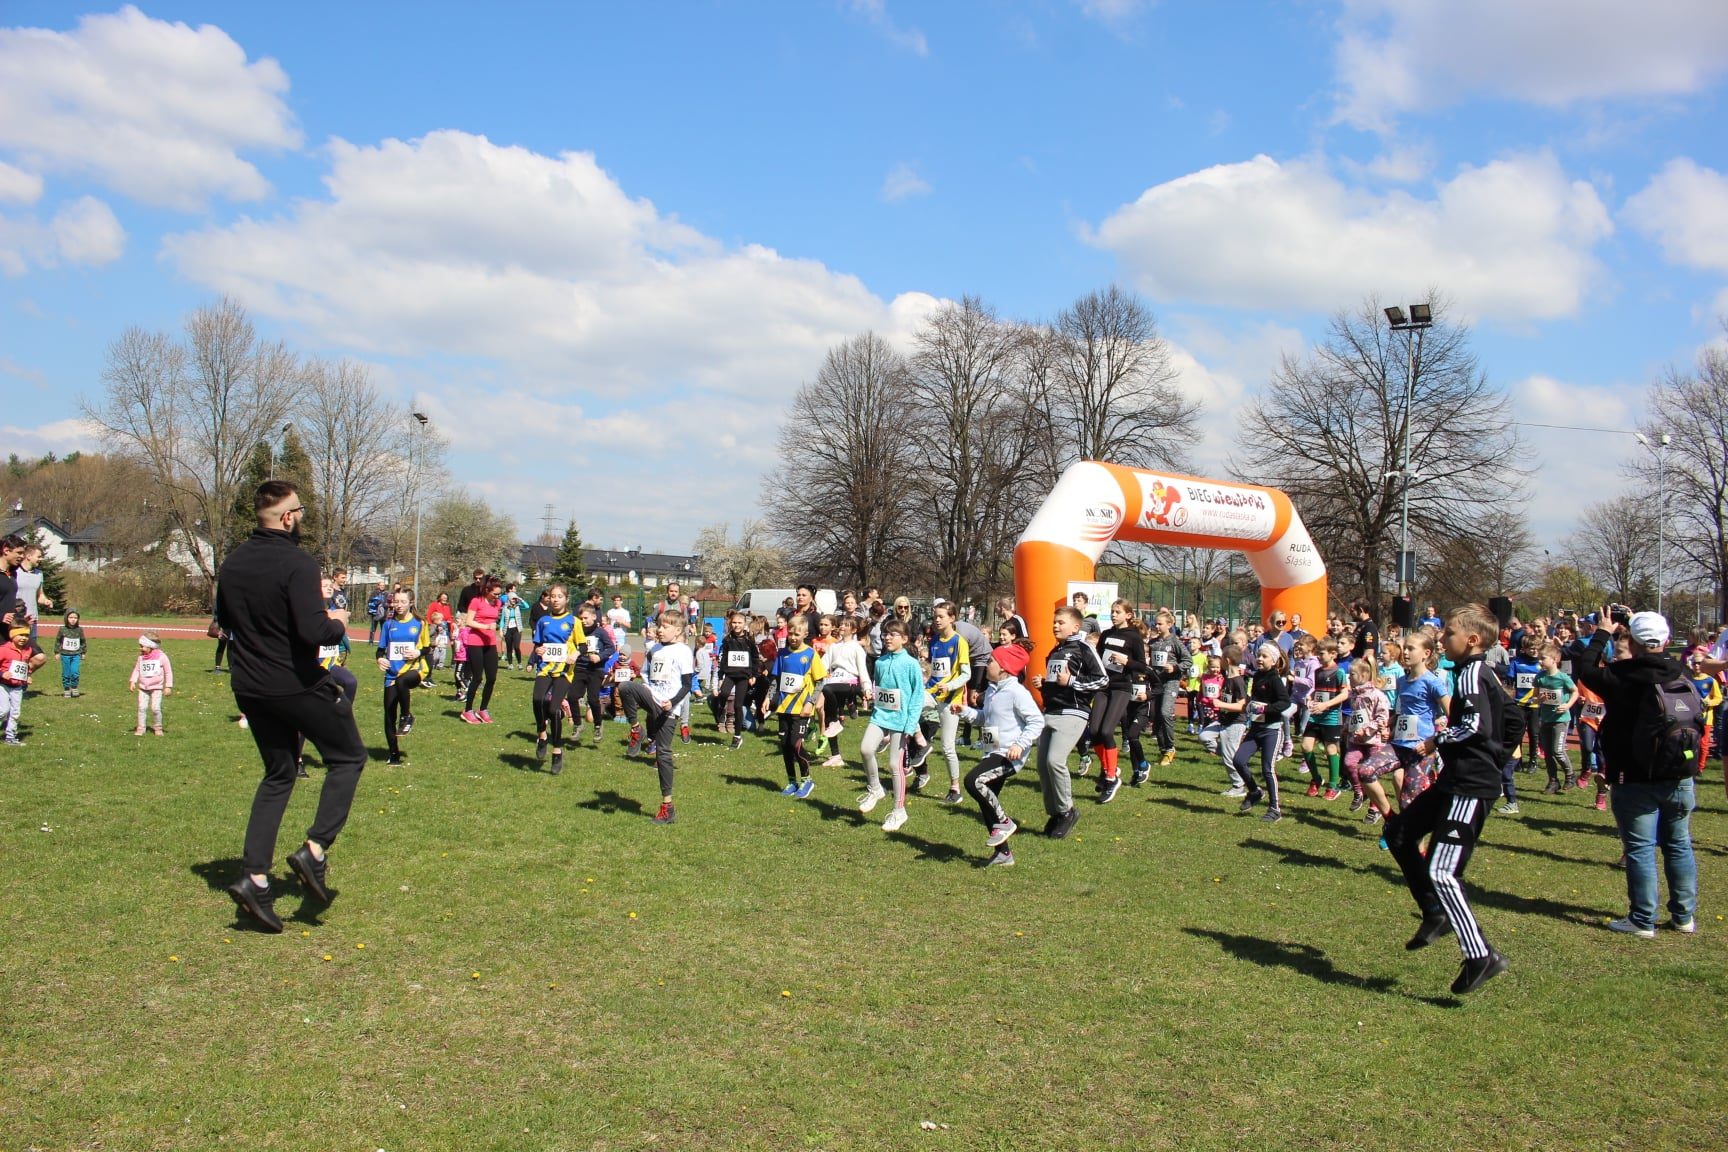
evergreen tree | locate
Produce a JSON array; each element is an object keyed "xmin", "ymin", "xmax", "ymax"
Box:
[
  {"xmin": 550, "ymin": 520, "xmax": 588, "ymax": 590},
  {"xmin": 275, "ymin": 426, "xmax": 320, "ymax": 550},
  {"xmin": 228, "ymin": 440, "xmax": 273, "ymax": 553},
  {"xmin": 225, "ymin": 430, "xmax": 320, "ymax": 554}
]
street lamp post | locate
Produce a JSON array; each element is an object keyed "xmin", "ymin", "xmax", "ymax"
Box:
[
  {"xmin": 1635, "ymin": 431, "xmax": 1671, "ymax": 615},
  {"xmin": 411, "ymin": 411, "xmax": 429, "ymax": 604},
  {"xmin": 1383, "ymin": 303, "xmax": 1434, "ymax": 600}
]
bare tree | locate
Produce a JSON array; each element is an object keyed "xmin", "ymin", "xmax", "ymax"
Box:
[
  {"xmin": 1626, "ymin": 330, "xmax": 1728, "ymax": 618},
  {"xmin": 693, "ymin": 520, "xmax": 791, "ymax": 596},
  {"xmin": 764, "ymin": 332, "xmax": 924, "ymax": 588},
  {"xmin": 1229, "ymin": 295, "xmax": 1527, "ymax": 612},
  {"xmin": 1422, "ymin": 509, "xmax": 1538, "ymax": 606},
  {"xmin": 1030, "ymin": 285, "xmax": 1201, "ymax": 480},
  {"xmin": 297, "ymin": 357, "xmax": 403, "ymax": 565},
  {"xmin": 423, "ymin": 490, "xmax": 518, "ymax": 586},
  {"xmin": 84, "ymin": 297, "xmax": 297, "ymax": 587},
  {"xmin": 373, "ymin": 414, "xmax": 450, "ymax": 584},
  {"xmin": 906, "ymin": 296, "xmax": 1044, "ymax": 603},
  {"xmin": 1, "ymin": 452, "xmax": 162, "ymax": 554},
  {"xmin": 1568, "ymin": 499, "xmax": 1651, "ymax": 605}
]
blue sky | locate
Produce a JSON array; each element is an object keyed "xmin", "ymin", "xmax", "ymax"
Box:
[{"xmin": 3, "ymin": 1, "xmax": 1726, "ymax": 557}]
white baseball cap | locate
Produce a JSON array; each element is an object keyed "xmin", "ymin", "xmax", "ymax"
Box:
[{"xmin": 1628, "ymin": 611, "xmax": 1670, "ymax": 649}]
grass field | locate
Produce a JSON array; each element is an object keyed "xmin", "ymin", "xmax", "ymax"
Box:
[{"xmin": 3, "ymin": 637, "xmax": 1725, "ymax": 1151}]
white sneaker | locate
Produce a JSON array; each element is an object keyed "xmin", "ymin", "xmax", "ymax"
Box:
[
  {"xmin": 1669, "ymin": 917, "xmax": 1697, "ymax": 934},
  {"xmin": 1607, "ymin": 917, "xmax": 1656, "ymax": 939},
  {"xmin": 822, "ymin": 755, "xmax": 845, "ymax": 768},
  {"xmin": 1221, "ymin": 786, "xmax": 1247, "ymax": 797},
  {"xmin": 858, "ymin": 787, "xmax": 886, "ymax": 813},
  {"xmin": 881, "ymin": 807, "xmax": 908, "ymax": 833},
  {"xmin": 823, "ymin": 720, "xmax": 844, "ymax": 739}
]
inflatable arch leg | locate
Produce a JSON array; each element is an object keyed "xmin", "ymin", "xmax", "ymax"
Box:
[{"xmin": 1014, "ymin": 461, "xmax": 1328, "ymax": 677}]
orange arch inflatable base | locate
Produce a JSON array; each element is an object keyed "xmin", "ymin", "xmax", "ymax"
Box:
[{"xmin": 1014, "ymin": 462, "xmax": 1329, "ymax": 677}]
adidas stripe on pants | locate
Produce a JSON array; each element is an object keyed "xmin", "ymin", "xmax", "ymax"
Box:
[{"xmin": 1386, "ymin": 787, "xmax": 1493, "ymax": 960}]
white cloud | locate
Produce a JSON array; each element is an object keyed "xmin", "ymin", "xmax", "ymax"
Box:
[
  {"xmin": 1077, "ymin": 0, "xmax": 1147, "ymax": 27},
  {"xmin": 881, "ymin": 162, "xmax": 932, "ymax": 202},
  {"xmin": 0, "ymin": 5, "xmax": 299, "ymax": 210},
  {"xmin": 1623, "ymin": 158, "xmax": 1728, "ymax": 276},
  {"xmin": 163, "ymin": 129, "xmax": 941, "ymax": 544},
  {"xmin": 0, "ymin": 417, "xmax": 101, "ymax": 458},
  {"xmin": 1334, "ymin": 0, "xmax": 1728, "ymax": 131},
  {"xmin": 1165, "ymin": 316, "xmax": 1307, "ymax": 477},
  {"xmin": 0, "ymin": 160, "xmax": 42, "ymax": 204},
  {"xmin": 1086, "ymin": 151, "xmax": 1611, "ymax": 321},
  {"xmin": 846, "ymin": 1, "xmax": 928, "ymax": 57},
  {"xmin": 1510, "ymin": 373, "xmax": 1643, "ymax": 544},
  {"xmin": 49, "ymin": 196, "xmax": 125, "ymax": 266},
  {"xmin": 1341, "ymin": 140, "xmax": 1435, "ymax": 183},
  {"xmin": 0, "ymin": 195, "xmax": 125, "ymax": 275}
]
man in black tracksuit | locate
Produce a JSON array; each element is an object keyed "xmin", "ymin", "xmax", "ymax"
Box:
[
  {"xmin": 1385, "ymin": 603, "xmax": 1512, "ymax": 995},
  {"xmin": 217, "ymin": 481, "xmax": 366, "ymax": 933}
]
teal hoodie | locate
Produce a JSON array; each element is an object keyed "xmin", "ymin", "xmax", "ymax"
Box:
[{"xmin": 869, "ymin": 648, "xmax": 925, "ymax": 734}]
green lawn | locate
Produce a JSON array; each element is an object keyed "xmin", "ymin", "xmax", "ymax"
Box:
[{"xmin": 3, "ymin": 638, "xmax": 1725, "ymax": 1150}]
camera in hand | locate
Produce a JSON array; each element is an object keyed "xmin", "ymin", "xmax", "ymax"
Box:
[{"xmin": 1610, "ymin": 605, "xmax": 1631, "ymax": 627}]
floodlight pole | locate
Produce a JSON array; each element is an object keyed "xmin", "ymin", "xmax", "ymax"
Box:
[
  {"xmin": 412, "ymin": 412, "xmax": 429, "ymax": 604},
  {"xmin": 1384, "ymin": 304, "xmax": 1434, "ymax": 600},
  {"xmin": 1637, "ymin": 432, "xmax": 1671, "ymax": 615}
]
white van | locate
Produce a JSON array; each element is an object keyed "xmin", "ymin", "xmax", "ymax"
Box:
[{"xmin": 731, "ymin": 588, "xmax": 838, "ymax": 618}]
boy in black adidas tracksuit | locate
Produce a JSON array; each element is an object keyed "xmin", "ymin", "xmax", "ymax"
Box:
[{"xmin": 1385, "ymin": 604, "xmax": 1512, "ymax": 995}]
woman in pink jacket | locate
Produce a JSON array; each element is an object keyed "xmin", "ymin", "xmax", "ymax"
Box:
[{"xmin": 129, "ymin": 632, "xmax": 174, "ymax": 736}]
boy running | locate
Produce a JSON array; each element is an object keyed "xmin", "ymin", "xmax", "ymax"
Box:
[
  {"xmin": 618, "ymin": 610, "xmax": 694, "ymax": 824},
  {"xmin": 1030, "ymin": 605, "xmax": 1109, "ymax": 840}
]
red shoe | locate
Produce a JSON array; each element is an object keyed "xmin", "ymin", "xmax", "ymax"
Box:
[
  {"xmin": 460, "ymin": 710, "xmax": 481, "ymax": 724},
  {"xmin": 1305, "ymin": 783, "xmax": 1321, "ymax": 798},
  {"xmin": 1323, "ymin": 788, "xmax": 1341, "ymax": 801},
  {"xmin": 1594, "ymin": 794, "xmax": 1607, "ymax": 812},
  {"xmin": 478, "ymin": 710, "xmax": 494, "ymax": 724},
  {"xmin": 653, "ymin": 801, "xmax": 676, "ymax": 824},
  {"xmin": 680, "ymin": 724, "xmax": 691, "ymax": 743}
]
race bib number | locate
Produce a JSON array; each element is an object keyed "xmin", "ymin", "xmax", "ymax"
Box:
[
  {"xmin": 931, "ymin": 657, "xmax": 953, "ymax": 680},
  {"xmin": 651, "ymin": 657, "xmax": 671, "ymax": 683},
  {"xmin": 982, "ymin": 726, "xmax": 1000, "ymax": 747},
  {"xmin": 1131, "ymin": 683, "xmax": 1148, "ymax": 702},
  {"xmin": 1538, "ymin": 688, "xmax": 1559, "ymax": 705},
  {"xmin": 1515, "ymin": 672, "xmax": 1535, "ymax": 692},
  {"xmin": 614, "ymin": 666, "xmax": 632, "ymax": 682},
  {"xmin": 139, "ymin": 660, "xmax": 162, "ymax": 680},
  {"xmin": 726, "ymin": 650, "xmax": 749, "ymax": 669},
  {"xmin": 387, "ymin": 641, "xmax": 416, "ymax": 662},
  {"xmin": 1582, "ymin": 700, "xmax": 1606, "ymax": 723},
  {"xmin": 778, "ymin": 671, "xmax": 804, "ymax": 695},
  {"xmin": 1044, "ymin": 658, "xmax": 1067, "ymax": 682},
  {"xmin": 60, "ymin": 637, "xmax": 80, "ymax": 653},
  {"xmin": 1246, "ymin": 701, "xmax": 1267, "ymax": 724},
  {"xmin": 878, "ymin": 687, "xmax": 903, "ymax": 711},
  {"xmin": 1395, "ymin": 713, "xmax": 1421, "ymax": 742},
  {"xmin": 1352, "ymin": 711, "xmax": 1373, "ymax": 736},
  {"xmin": 586, "ymin": 636, "xmax": 600, "ymax": 654},
  {"xmin": 6, "ymin": 659, "xmax": 29, "ymax": 681},
  {"xmin": 318, "ymin": 645, "xmax": 341, "ymax": 663},
  {"xmin": 540, "ymin": 642, "xmax": 569, "ymax": 665},
  {"xmin": 1202, "ymin": 681, "xmax": 1221, "ymax": 699}
]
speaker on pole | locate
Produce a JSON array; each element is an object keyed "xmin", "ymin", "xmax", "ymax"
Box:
[
  {"xmin": 1392, "ymin": 596, "xmax": 1415, "ymax": 628},
  {"xmin": 1488, "ymin": 596, "xmax": 1514, "ymax": 628}
]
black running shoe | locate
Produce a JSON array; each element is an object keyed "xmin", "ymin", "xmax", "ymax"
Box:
[
  {"xmin": 287, "ymin": 843, "xmax": 332, "ymax": 903},
  {"xmin": 549, "ymin": 751, "xmax": 563, "ymax": 776},
  {"xmin": 1098, "ymin": 775, "xmax": 1121, "ymax": 804},
  {"xmin": 535, "ymin": 737, "xmax": 548, "ymax": 763},
  {"xmin": 1048, "ymin": 807, "xmax": 1080, "ymax": 839},
  {"xmin": 399, "ymin": 715, "xmax": 414, "ymax": 735},
  {"xmin": 1406, "ymin": 912, "xmax": 1454, "ymax": 951},
  {"xmin": 226, "ymin": 875, "xmax": 284, "ymax": 932},
  {"xmin": 1451, "ymin": 948, "xmax": 1508, "ymax": 995},
  {"xmin": 386, "ymin": 751, "xmax": 404, "ymax": 766},
  {"xmin": 1237, "ymin": 789, "xmax": 1264, "ymax": 814}
]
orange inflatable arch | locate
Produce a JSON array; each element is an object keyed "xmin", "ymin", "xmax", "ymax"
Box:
[{"xmin": 1014, "ymin": 462, "xmax": 1328, "ymax": 675}]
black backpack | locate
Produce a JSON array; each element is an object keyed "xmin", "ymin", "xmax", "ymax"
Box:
[{"xmin": 1628, "ymin": 677, "xmax": 1705, "ymax": 781}]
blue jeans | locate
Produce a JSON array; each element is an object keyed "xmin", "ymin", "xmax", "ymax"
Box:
[{"xmin": 1610, "ymin": 777, "xmax": 1698, "ymax": 930}]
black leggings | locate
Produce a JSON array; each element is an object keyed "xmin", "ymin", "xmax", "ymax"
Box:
[
  {"xmin": 384, "ymin": 669, "xmax": 421, "ymax": 753},
  {"xmin": 965, "ymin": 753, "xmax": 1020, "ymax": 827},
  {"xmin": 1086, "ymin": 687, "xmax": 1133, "ymax": 750},
  {"xmin": 214, "ymin": 636, "xmax": 229, "ymax": 668},
  {"xmin": 464, "ymin": 645, "xmax": 500, "ymax": 711},
  {"xmin": 568, "ymin": 664, "xmax": 603, "ymax": 729},
  {"xmin": 532, "ymin": 675, "xmax": 574, "ymax": 747},
  {"xmin": 504, "ymin": 627, "xmax": 522, "ymax": 666},
  {"xmin": 1123, "ymin": 697, "xmax": 1147, "ymax": 767},
  {"xmin": 779, "ymin": 714, "xmax": 811, "ymax": 783},
  {"xmin": 712, "ymin": 675, "xmax": 753, "ymax": 729}
]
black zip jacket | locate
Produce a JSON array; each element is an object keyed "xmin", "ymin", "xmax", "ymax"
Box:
[
  {"xmin": 718, "ymin": 632, "xmax": 761, "ymax": 679},
  {"xmin": 215, "ymin": 528, "xmax": 345, "ymax": 698},
  {"xmin": 1434, "ymin": 654, "xmax": 1506, "ymax": 798},
  {"xmin": 1574, "ymin": 630, "xmax": 1689, "ymax": 783},
  {"xmin": 1040, "ymin": 635, "xmax": 1110, "ymax": 717},
  {"xmin": 1244, "ymin": 668, "xmax": 1290, "ymax": 729}
]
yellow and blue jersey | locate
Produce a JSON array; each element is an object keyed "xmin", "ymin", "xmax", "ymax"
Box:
[
  {"xmin": 533, "ymin": 613, "xmax": 586, "ymax": 680},
  {"xmin": 925, "ymin": 632, "xmax": 970, "ymax": 704},
  {"xmin": 771, "ymin": 643, "xmax": 826, "ymax": 715},
  {"xmin": 377, "ymin": 617, "xmax": 427, "ymax": 686}
]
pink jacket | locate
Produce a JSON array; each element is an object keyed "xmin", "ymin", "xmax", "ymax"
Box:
[
  {"xmin": 1348, "ymin": 683, "xmax": 1389, "ymax": 746},
  {"xmin": 131, "ymin": 648, "xmax": 173, "ymax": 692}
]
